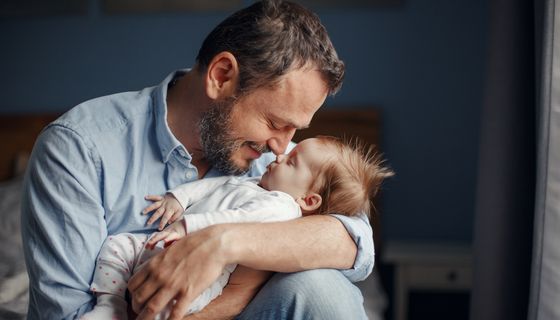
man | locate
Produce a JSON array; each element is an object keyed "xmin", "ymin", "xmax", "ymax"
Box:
[{"xmin": 21, "ymin": 1, "xmax": 374, "ymax": 319}]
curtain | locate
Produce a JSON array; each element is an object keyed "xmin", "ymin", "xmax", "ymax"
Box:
[
  {"xmin": 469, "ymin": 0, "xmax": 537, "ymax": 319},
  {"xmin": 528, "ymin": 0, "xmax": 560, "ymax": 318}
]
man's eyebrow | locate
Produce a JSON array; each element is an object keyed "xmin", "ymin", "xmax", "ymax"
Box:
[
  {"xmin": 292, "ymin": 121, "xmax": 309, "ymax": 130},
  {"xmin": 271, "ymin": 115, "xmax": 309, "ymax": 130},
  {"xmin": 284, "ymin": 118, "xmax": 309, "ymax": 130}
]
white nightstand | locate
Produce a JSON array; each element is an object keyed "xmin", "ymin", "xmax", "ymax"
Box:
[{"xmin": 382, "ymin": 242, "xmax": 473, "ymax": 320}]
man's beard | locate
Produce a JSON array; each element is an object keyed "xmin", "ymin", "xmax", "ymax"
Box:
[{"xmin": 198, "ymin": 99, "xmax": 270, "ymax": 175}]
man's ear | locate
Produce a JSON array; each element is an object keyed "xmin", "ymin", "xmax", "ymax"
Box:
[
  {"xmin": 296, "ymin": 193, "xmax": 322, "ymax": 215},
  {"xmin": 204, "ymin": 51, "xmax": 239, "ymax": 100}
]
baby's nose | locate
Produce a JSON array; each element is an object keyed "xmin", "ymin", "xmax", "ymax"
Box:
[{"xmin": 276, "ymin": 154, "xmax": 286, "ymax": 163}]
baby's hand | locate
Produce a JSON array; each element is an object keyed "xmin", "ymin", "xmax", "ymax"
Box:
[
  {"xmin": 145, "ymin": 219, "xmax": 187, "ymax": 250},
  {"xmin": 143, "ymin": 194, "xmax": 184, "ymax": 230}
]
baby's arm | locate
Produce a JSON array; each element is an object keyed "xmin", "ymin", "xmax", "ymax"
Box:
[
  {"xmin": 143, "ymin": 176, "xmax": 231, "ymax": 230},
  {"xmin": 185, "ymin": 192, "xmax": 301, "ymax": 233},
  {"xmin": 170, "ymin": 176, "xmax": 232, "ymax": 209},
  {"xmin": 146, "ymin": 192, "xmax": 296, "ymax": 248},
  {"xmin": 146, "ymin": 191, "xmax": 300, "ymax": 249}
]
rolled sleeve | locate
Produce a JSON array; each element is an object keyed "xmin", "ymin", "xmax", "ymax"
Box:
[
  {"xmin": 21, "ymin": 124, "xmax": 106, "ymax": 319},
  {"xmin": 330, "ymin": 213, "xmax": 375, "ymax": 283}
]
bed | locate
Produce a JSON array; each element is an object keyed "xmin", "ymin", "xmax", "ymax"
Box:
[
  {"xmin": 0, "ymin": 114, "xmax": 58, "ymax": 318},
  {"xmin": 0, "ymin": 110, "xmax": 387, "ymax": 319}
]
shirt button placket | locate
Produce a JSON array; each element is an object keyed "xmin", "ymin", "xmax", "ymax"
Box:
[{"xmin": 185, "ymin": 171, "xmax": 195, "ymax": 180}]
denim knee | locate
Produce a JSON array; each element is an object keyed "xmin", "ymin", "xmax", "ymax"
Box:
[{"xmin": 238, "ymin": 269, "xmax": 367, "ymax": 320}]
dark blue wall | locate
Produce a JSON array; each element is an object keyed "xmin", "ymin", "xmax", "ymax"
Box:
[{"xmin": 0, "ymin": 0, "xmax": 488, "ymax": 244}]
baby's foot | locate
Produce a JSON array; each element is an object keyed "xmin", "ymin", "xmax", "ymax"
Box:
[{"xmin": 80, "ymin": 293, "xmax": 127, "ymax": 320}]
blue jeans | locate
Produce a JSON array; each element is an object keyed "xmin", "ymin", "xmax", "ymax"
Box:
[{"xmin": 237, "ymin": 269, "xmax": 368, "ymax": 320}]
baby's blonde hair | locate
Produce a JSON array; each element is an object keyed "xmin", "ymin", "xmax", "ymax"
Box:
[{"xmin": 311, "ymin": 136, "xmax": 394, "ymax": 217}]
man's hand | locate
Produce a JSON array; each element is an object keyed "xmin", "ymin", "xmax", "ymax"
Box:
[
  {"xmin": 143, "ymin": 194, "xmax": 185, "ymax": 230},
  {"xmin": 128, "ymin": 216, "xmax": 357, "ymax": 319},
  {"xmin": 128, "ymin": 225, "xmax": 232, "ymax": 320}
]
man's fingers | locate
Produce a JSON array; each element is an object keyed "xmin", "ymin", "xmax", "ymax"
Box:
[
  {"xmin": 169, "ymin": 294, "xmax": 193, "ymax": 320},
  {"xmin": 137, "ymin": 289, "xmax": 177, "ymax": 320},
  {"xmin": 128, "ymin": 267, "xmax": 150, "ymax": 295},
  {"xmin": 130, "ymin": 278, "xmax": 160, "ymax": 314}
]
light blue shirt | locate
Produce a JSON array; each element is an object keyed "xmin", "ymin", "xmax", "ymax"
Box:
[{"xmin": 21, "ymin": 70, "xmax": 374, "ymax": 319}]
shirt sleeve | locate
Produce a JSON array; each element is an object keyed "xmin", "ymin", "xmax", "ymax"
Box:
[
  {"xmin": 184, "ymin": 192, "xmax": 301, "ymax": 233},
  {"xmin": 330, "ymin": 213, "xmax": 375, "ymax": 283},
  {"xmin": 21, "ymin": 124, "xmax": 106, "ymax": 319}
]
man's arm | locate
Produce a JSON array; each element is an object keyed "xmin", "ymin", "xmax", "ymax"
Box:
[
  {"xmin": 223, "ymin": 215, "xmax": 357, "ymax": 271},
  {"xmin": 128, "ymin": 214, "xmax": 357, "ymax": 320},
  {"xmin": 21, "ymin": 124, "xmax": 106, "ymax": 319}
]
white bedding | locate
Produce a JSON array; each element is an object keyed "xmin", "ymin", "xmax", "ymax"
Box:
[
  {"xmin": 0, "ymin": 177, "xmax": 387, "ymax": 319},
  {"xmin": 0, "ymin": 177, "xmax": 28, "ymax": 319}
]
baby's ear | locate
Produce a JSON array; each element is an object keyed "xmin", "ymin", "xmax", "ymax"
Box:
[{"xmin": 296, "ymin": 193, "xmax": 322, "ymax": 215}]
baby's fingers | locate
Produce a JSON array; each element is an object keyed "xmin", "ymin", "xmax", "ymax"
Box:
[
  {"xmin": 169, "ymin": 211, "xmax": 184, "ymax": 225},
  {"xmin": 146, "ymin": 207, "xmax": 166, "ymax": 226},
  {"xmin": 142, "ymin": 201, "xmax": 162, "ymax": 215},
  {"xmin": 145, "ymin": 195, "xmax": 163, "ymax": 201},
  {"xmin": 158, "ymin": 209, "xmax": 178, "ymax": 230},
  {"xmin": 146, "ymin": 231, "xmax": 168, "ymax": 249}
]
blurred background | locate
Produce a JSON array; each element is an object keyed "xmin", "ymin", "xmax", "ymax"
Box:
[
  {"xmin": 2, "ymin": 0, "xmax": 549, "ymax": 320},
  {"xmin": 0, "ymin": 0, "xmax": 486, "ymax": 247}
]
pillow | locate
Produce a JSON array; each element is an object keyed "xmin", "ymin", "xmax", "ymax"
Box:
[
  {"xmin": 0, "ymin": 177, "xmax": 24, "ymax": 273},
  {"xmin": 0, "ymin": 177, "xmax": 28, "ymax": 318}
]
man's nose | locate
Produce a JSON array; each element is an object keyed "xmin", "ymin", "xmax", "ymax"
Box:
[{"xmin": 267, "ymin": 129, "xmax": 296, "ymax": 155}]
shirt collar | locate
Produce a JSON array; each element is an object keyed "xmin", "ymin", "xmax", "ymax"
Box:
[{"xmin": 153, "ymin": 69, "xmax": 192, "ymax": 163}]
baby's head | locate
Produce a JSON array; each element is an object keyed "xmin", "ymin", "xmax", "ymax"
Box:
[{"xmin": 259, "ymin": 136, "xmax": 394, "ymax": 217}]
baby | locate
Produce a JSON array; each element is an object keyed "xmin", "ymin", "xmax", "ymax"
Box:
[{"xmin": 82, "ymin": 136, "xmax": 393, "ymax": 319}]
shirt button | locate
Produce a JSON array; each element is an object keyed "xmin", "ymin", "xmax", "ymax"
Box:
[{"xmin": 185, "ymin": 171, "xmax": 195, "ymax": 179}]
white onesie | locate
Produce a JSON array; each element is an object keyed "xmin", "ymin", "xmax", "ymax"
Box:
[{"xmin": 84, "ymin": 176, "xmax": 302, "ymax": 319}]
